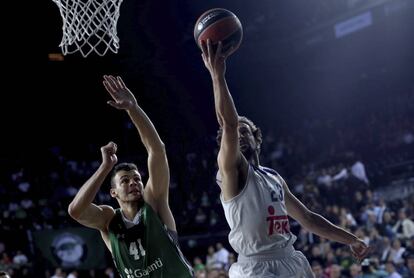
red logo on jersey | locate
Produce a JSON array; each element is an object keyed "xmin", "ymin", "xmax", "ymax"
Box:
[{"xmin": 266, "ymin": 205, "xmax": 290, "ymax": 236}]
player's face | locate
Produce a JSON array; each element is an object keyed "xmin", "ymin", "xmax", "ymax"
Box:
[
  {"xmin": 238, "ymin": 122, "xmax": 257, "ymax": 156},
  {"xmin": 111, "ymin": 170, "xmax": 144, "ymax": 202}
]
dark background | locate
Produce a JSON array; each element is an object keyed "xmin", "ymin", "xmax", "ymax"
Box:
[{"xmin": 2, "ymin": 0, "xmax": 413, "ymax": 176}]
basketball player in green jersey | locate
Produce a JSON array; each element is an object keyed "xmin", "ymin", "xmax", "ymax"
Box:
[{"xmin": 68, "ymin": 75, "xmax": 193, "ymax": 278}]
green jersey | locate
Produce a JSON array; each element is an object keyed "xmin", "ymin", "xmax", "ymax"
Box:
[{"xmin": 108, "ymin": 203, "xmax": 193, "ymax": 278}]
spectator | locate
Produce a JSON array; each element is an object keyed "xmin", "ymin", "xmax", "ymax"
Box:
[
  {"xmin": 402, "ymin": 253, "xmax": 414, "ymax": 278},
  {"xmin": 389, "ymin": 239, "xmax": 406, "ymax": 265},
  {"xmin": 351, "ymin": 161, "xmax": 370, "ymax": 185},
  {"xmin": 329, "ymin": 264, "xmax": 344, "ymax": 278},
  {"xmin": 51, "ymin": 267, "xmax": 64, "ymax": 278},
  {"xmin": 393, "ymin": 209, "xmax": 414, "ymax": 240},
  {"xmin": 104, "ymin": 267, "xmax": 115, "ymax": 278},
  {"xmin": 350, "ymin": 263, "xmax": 362, "ymax": 278},
  {"xmin": 214, "ymin": 243, "xmax": 229, "ymax": 270},
  {"xmin": 206, "ymin": 246, "xmax": 220, "ymax": 270},
  {"xmin": 225, "ymin": 253, "xmax": 236, "ymax": 272},
  {"xmin": 67, "ymin": 270, "xmax": 78, "ymax": 278},
  {"xmin": 12, "ymin": 250, "xmax": 28, "ymax": 266},
  {"xmin": 193, "ymin": 256, "xmax": 206, "ymax": 272},
  {"xmin": 311, "ymin": 260, "xmax": 328, "ymax": 278},
  {"xmin": 385, "ymin": 261, "xmax": 402, "ymax": 278},
  {"xmin": 195, "ymin": 268, "xmax": 207, "ymax": 278}
]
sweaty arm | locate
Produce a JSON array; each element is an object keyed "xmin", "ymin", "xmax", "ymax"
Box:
[
  {"xmin": 68, "ymin": 142, "xmax": 117, "ymax": 231},
  {"xmin": 282, "ymin": 179, "xmax": 370, "ymax": 260},
  {"xmin": 282, "ymin": 176, "xmax": 356, "ymax": 244},
  {"xmin": 127, "ymin": 102, "xmax": 169, "ymax": 202},
  {"xmin": 103, "ymin": 75, "xmax": 173, "ymax": 230},
  {"xmin": 201, "ymin": 40, "xmax": 247, "ymax": 201},
  {"xmin": 285, "ymin": 187, "xmax": 357, "ymax": 244}
]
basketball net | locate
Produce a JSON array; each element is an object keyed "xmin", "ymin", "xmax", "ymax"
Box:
[{"xmin": 52, "ymin": 0, "xmax": 124, "ymax": 57}]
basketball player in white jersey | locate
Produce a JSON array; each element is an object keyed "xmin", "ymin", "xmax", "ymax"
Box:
[{"xmin": 200, "ymin": 39, "xmax": 370, "ymax": 277}]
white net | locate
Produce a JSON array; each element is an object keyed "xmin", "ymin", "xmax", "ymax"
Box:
[{"xmin": 52, "ymin": 0, "xmax": 124, "ymax": 57}]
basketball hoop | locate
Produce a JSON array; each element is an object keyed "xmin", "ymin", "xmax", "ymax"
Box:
[{"xmin": 52, "ymin": 0, "xmax": 124, "ymax": 57}]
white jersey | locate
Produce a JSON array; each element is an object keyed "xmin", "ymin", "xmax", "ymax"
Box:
[{"xmin": 217, "ymin": 164, "xmax": 296, "ymax": 257}]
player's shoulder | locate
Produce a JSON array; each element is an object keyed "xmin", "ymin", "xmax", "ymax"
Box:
[
  {"xmin": 259, "ymin": 166, "xmax": 286, "ymax": 185},
  {"xmin": 99, "ymin": 205, "xmax": 116, "ymax": 221},
  {"xmin": 260, "ymin": 166, "xmax": 279, "ymax": 175},
  {"xmin": 103, "ymin": 206, "xmax": 121, "ymax": 232},
  {"xmin": 99, "ymin": 204, "xmax": 116, "ymax": 212},
  {"xmin": 257, "ymin": 165, "xmax": 280, "ymax": 177}
]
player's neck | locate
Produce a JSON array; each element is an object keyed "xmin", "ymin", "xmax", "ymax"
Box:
[
  {"xmin": 243, "ymin": 150, "xmax": 260, "ymax": 166},
  {"xmin": 248, "ymin": 154, "xmax": 260, "ymax": 167},
  {"xmin": 120, "ymin": 200, "xmax": 143, "ymax": 221}
]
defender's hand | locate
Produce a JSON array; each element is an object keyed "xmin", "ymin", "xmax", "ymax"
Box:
[
  {"xmin": 103, "ymin": 75, "xmax": 137, "ymax": 111},
  {"xmin": 100, "ymin": 141, "xmax": 118, "ymax": 167}
]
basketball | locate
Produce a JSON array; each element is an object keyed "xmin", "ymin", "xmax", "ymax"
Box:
[{"xmin": 194, "ymin": 8, "xmax": 243, "ymax": 56}]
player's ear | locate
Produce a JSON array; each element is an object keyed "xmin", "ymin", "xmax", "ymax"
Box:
[{"xmin": 110, "ymin": 187, "xmax": 117, "ymax": 197}]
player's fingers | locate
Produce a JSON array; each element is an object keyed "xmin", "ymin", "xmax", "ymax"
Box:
[
  {"xmin": 216, "ymin": 41, "xmax": 223, "ymax": 61},
  {"xmin": 103, "ymin": 75, "xmax": 110, "ymax": 82},
  {"xmin": 360, "ymin": 246, "xmax": 371, "ymax": 259},
  {"xmin": 107, "ymin": 100, "xmax": 123, "ymax": 110},
  {"xmin": 351, "ymin": 250, "xmax": 357, "ymax": 258},
  {"xmin": 103, "ymin": 80, "xmax": 115, "ymax": 93},
  {"xmin": 109, "ymin": 142, "xmax": 117, "ymax": 153},
  {"xmin": 207, "ymin": 39, "xmax": 213, "ymax": 59},
  {"xmin": 102, "ymin": 142, "xmax": 113, "ymax": 152},
  {"xmin": 223, "ymin": 46, "xmax": 234, "ymax": 58},
  {"xmin": 350, "ymin": 247, "xmax": 362, "ymax": 261},
  {"xmin": 106, "ymin": 75, "xmax": 119, "ymax": 90},
  {"xmin": 117, "ymin": 76, "xmax": 126, "ymax": 89},
  {"xmin": 201, "ymin": 53, "xmax": 209, "ymax": 67},
  {"xmin": 200, "ymin": 40, "xmax": 208, "ymax": 56}
]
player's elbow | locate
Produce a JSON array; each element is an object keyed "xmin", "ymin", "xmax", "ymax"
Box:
[
  {"xmin": 68, "ymin": 202, "xmax": 82, "ymax": 220},
  {"xmin": 149, "ymin": 141, "xmax": 166, "ymax": 155},
  {"xmin": 158, "ymin": 142, "xmax": 166, "ymax": 153},
  {"xmin": 148, "ymin": 143, "xmax": 167, "ymax": 158}
]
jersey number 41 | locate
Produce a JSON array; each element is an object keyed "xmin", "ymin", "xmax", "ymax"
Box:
[{"xmin": 129, "ymin": 239, "xmax": 146, "ymax": 260}]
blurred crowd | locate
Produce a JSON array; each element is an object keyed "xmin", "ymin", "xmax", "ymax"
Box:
[{"xmin": 0, "ymin": 87, "xmax": 413, "ymax": 277}]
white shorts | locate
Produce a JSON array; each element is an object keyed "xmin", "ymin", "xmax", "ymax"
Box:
[{"xmin": 229, "ymin": 246, "xmax": 314, "ymax": 278}]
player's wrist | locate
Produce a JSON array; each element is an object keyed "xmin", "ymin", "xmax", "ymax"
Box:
[
  {"xmin": 126, "ymin": 103, "xmax": 140, "ymax": 115},
  {"xmin": 100, "ymin": 161, "xmax": 115, "ymax": 172},
  {"xmin": 211, "ymin": 72, "xmax": 225, "ymax": 81},
  {"xmin": 347, "ymin": 235, "xmax": 359, "ymax": 245}
]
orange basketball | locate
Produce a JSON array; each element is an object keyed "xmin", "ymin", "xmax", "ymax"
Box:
[{"xmin": 194, "ymin": 8, "xmax": 243, "ymax": 55}]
